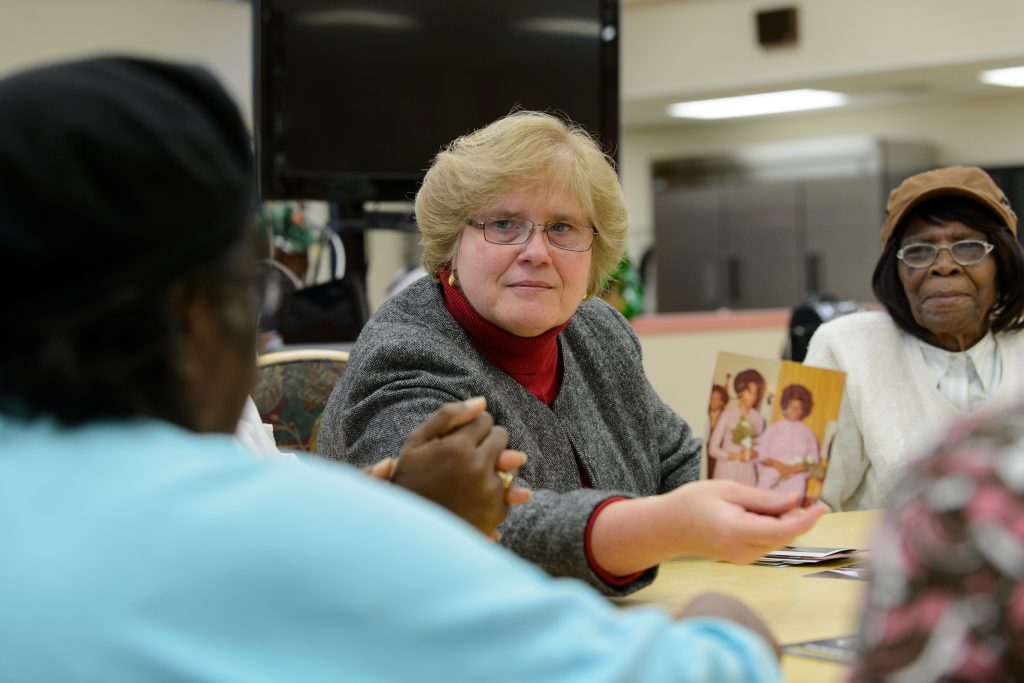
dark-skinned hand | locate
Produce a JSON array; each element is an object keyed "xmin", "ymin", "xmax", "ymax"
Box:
[{"xmin": 379, "ymin": 397, "xmax": 530, "ymax": 538}]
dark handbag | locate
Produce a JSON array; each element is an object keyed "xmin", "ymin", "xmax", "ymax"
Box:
[{"xmin": 277, "ymin": 274, "xmax": 369, "ymax": 343}]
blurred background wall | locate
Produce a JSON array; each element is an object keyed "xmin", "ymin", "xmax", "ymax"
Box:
[{"xmin": 4, "ymin": 0, "xmax": 1022, "ymax": 310}]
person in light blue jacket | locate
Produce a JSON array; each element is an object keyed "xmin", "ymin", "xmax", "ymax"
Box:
[{"xmin": 0, "ymin": 55, "xmax": 780, "ymax": 683}]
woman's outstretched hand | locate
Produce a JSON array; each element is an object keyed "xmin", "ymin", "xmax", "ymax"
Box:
[
  {"xmin": 670, "ymin": 480, "xmax": 826, "ymax": 564},
  {"xmin": 383, "ymin": 397, "xmax": 530, "ymax": 537},
  {"xmin": 590, "ymin": 479, "xmax": 826, "ymax": 576}
]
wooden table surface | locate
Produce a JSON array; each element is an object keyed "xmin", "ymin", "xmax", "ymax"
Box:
[{"xmin": 615, "ymin": 510, "xmax": 880, "ymax": 682}]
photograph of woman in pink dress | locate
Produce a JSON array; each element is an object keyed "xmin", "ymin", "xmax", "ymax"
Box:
[
  {"xmin": 708, "ymin": 369, "xmax": 766, "ymax": 486},
  {"xmin": 752, "ymin": 384, "xmax": 821, "ymax": 499},
  {"xmin": 705, "ymin": 383, "xmax": 730, "ymax": 478}
]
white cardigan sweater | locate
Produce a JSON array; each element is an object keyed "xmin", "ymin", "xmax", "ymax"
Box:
[{"xmin": 804, "ymin": 311, "xmax": 1024, "ymax": 511}]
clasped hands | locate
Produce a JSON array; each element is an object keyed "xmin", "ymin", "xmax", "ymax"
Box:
[{"xmin": 363, "ymin": 397, "xmax": 530, "ymax": 539}]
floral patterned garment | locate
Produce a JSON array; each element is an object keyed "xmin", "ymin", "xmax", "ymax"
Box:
[{"xmin": 850, "ymin": 404, "xmax": 1024, "ymax": 682}]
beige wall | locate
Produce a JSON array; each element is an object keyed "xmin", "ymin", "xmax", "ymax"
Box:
[
  {"xmin": 637, "ymin": 325, "xmax": 789, "ymax": 431},
  {"xmin": 622, "ymin": 0, "xmax": 1024, "ymax": 97},
  {"xmin": 0, "ymin": 0, "xmax": 251, "ymax": 117}
]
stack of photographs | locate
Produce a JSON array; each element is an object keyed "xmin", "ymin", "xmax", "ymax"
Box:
[
  {"xmin": 805, "ymin": 561, "xmax": 869, "ymax": 580},
  {"xmin": 754, "ymin": 545, "xmax": 857, "ymax": 567}
]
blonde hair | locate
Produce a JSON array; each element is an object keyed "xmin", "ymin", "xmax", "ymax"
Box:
[{"xmin": 415, "ymin": 111, "xmax": 628, "ymax": 297}]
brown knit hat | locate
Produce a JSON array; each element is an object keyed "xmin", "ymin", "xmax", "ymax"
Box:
[{"xmin": 880, "ymin": 165, "xmax": 1017, "ymax": 247}]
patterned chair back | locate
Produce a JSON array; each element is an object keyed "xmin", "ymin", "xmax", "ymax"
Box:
[{"xmin": 252, "ymin": 350, "xmax": 349, "ymax": 453}]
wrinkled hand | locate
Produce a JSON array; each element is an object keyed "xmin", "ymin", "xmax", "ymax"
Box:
[
  {"xmin": 390, "ymin": 397, "xmax": 530, "ymax": 537},
  {"xmin": 676, "ymin": 592, "xmax": 781, "ymax": 659},
  {"xmin": 669, "ymin": 480, "xmax": 826, "ymax": 564}
]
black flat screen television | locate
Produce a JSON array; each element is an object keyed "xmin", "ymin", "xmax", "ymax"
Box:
[{"xmin": 254, "ymin": 0, "xmax": 620, "ymax": 207}]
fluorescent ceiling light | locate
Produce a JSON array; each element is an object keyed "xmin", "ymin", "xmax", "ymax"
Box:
[
  {"xmin": 668, "ymin": 89, "xmax": 848, "ymax": 120},
  {"xmin": 979, "ymin": 66, "xmax": 1024, "ymax": 88}
]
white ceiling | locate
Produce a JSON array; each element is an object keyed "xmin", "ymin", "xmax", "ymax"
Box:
[{"xmin": 623, "ymin": 53, "xmax": 1024, "ymax": 130}]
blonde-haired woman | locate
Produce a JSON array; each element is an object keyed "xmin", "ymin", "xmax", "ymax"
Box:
[{"xmin": 319, "ymin": 111, "xmax": 823, "ymax": 595}]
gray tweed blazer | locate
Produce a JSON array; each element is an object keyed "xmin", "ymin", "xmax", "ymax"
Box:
[{"xmin": 318, "ymin": 277, "xmax": 701, "ymax": 595}]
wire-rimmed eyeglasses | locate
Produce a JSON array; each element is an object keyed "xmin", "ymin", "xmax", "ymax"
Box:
[
  {"xmin": 467, "ymin": 218, "xmax": 597, "ymax": 252},
  {"xmin": 896, "ymin": 240, "xmax": 994, "ymax": 268}
]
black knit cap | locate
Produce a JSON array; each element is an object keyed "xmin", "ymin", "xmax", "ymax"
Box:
[{"xmin": 0, "ymin": 56, "xmax": 253, "ymax": 319}]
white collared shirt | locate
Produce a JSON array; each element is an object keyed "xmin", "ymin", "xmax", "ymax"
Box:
[
  {"xmin": 917, "ymin": 330, "xmax": 1000, "ymax": 412},
  {"xmin": 235, "ymin": 396, "xmax": 298, "ymax": 461}
]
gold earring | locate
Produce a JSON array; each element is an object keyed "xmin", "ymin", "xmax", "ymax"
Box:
[{"xmin": 448, "ymin": 271, "xmax": 458, "ymax": 287}]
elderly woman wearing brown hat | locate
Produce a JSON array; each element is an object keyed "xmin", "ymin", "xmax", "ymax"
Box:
[{"xmin": 805, "ymin": 166, "xmax": 1024, "ymax": 511}]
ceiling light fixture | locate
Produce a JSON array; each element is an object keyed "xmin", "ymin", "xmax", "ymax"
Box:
[
  {"xmin": 979, "ymin": 66, "xmax": 1024, "ymax": 88},
  {"xmin": 667, "ymin": 89, "xmax": 847, "ymax": 120}
]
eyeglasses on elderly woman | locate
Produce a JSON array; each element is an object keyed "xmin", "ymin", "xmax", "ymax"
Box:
[
  {"xmin": 895, "ymin": 239, "xmax": 995, "ymax": 269},
  {"xmin": 467, "ymin": 218, "xmax": 598, "ymax": 252}
]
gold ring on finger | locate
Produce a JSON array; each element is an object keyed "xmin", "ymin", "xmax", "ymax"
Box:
[{"xmin": 496, "ymin": 470, "xmax": 514, "ymax": 490}]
